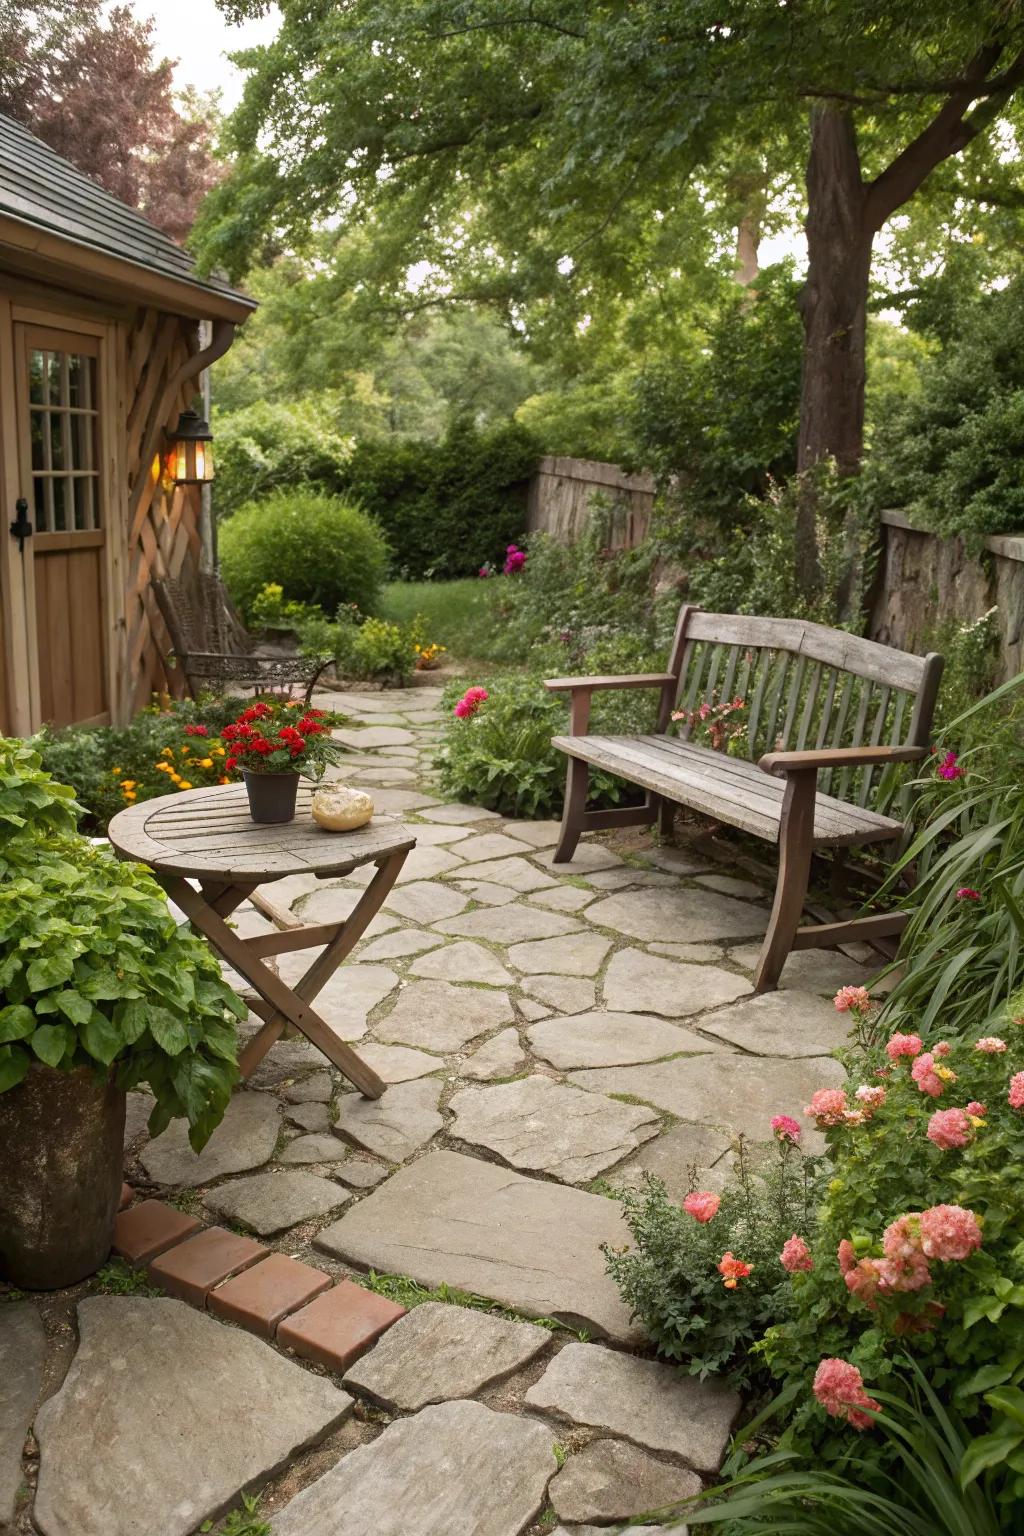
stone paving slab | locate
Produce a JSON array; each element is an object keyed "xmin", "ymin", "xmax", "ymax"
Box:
[
  {"xmin": 436, "ymin": 905, "xmax": 583, "ymax": 943},
  {"xmin": 569, "ymin": 1053, "xmax": 846, "ymax": 1141},
  {"xmin": 530, "ymin": 885, "xmax": 596, "ymax": 913},
  {"xmin": 452, "ymin": 877, "xmax": 521, "ymax": 906},
  {"xmin": 376, "ymin": 979, "xmax": 513, "ymax": 1052},
  {"xmin": 501, "ymin": 818, "xmax": 563, "ymax": 846},
  {"xmin": 279, "ymin": 1134, "xmax": 352, "ymax": 1165},
  {"xmin": 0, "ymin": 1302, "xmax": 45, "ymax": 1525},
  {"xmin": 285, "ymin": 1100, "xmax": 332, "ymax": 1134},
  {"xmin": 525, "ymin": 1341, "xmax": 740, "ymax": 1473},
  {"xmin": 385, "ymin": 880, "xmax": 470, "ymax": 923},
  {"xmin": 453, "ymin": 854, "xmax": 558, "ymax": 891},
  {"xmin": 461, "ymin": 1027, "xmax": 529, "ymax": 1080},
  {"xmin": 353, "ymin": 1041, "xmax": 444, "ymax": 1083},
  {"xmin": 33, "ymin": 1297, "xmax": 350, "ymax": 1536},
  {"xmin": 528, "ymin": 1011, "xmax": 729, "ymax": 1069},
  {"xmin": 603, "ymin": 948, "xmax": 753, "ymax": 1017},
  {"xmin": 521, "ymin": 973, "xmax": 597, "ymax": 1013},
  {"xmin": 409, "ymin": 939, "xmax": 513, "ymax": 986},
  {"xmin": 507, "ymin": 932, "xmax": 612, "ymax": 976},
  {"xmin": 448, "ymin": 1075, "xmax": 660, "ymax": 1184},
  {"xmin": 393, "ymin": 845, "xmax": 465, "ymax": 883},
  {"xmin": 728, "ymin": 942, "xmax": 894, "ymax": 995},
  {"xmin": 585, "ymin": 887, "xmax": 767, "ymax": 944},
  {"xmin": 455, "ymin": 832, "xmax": 536, "ymax": 864},
  {"xmin": 613, "ymin": 1122, "xmax": 735, "ymax": 1202},
  {"xmin": 281, "ymin": 1071, "xmax": 334, "ymax": 1104},
  {"xmin": 334, "ymin": 1077, "xmax": 444, "ymax": 1161},
  {"xmin": 536, "ymin": 843, "xmax": 623, "ymax": 872},
  {"xmin": 358, "ymin": 928, "xmax": 444, "ymax": 961},
  {"xmin": 419, "ymin": 803, "xmax": 496, "ymax": 823},
  {"xmin": 140, "ymin": 1090, "xmax": 281, "ymax": 1185},
  {"xmin": 205, "ymin": 1171, "xmax": 351, "ymax": 1235},
  {"xmin": 550, "ymin": 1437, "xmax": 701, "ymax": 1525},
  {"xmin": 699, "ymin": 989, "xmax": 851, "ymax": 1056},
  {"xmin": 270, "ymin": 1398, "xmax": 556, "ymax": 1536},
  {"xmin": 335, "ymin": 726, "xmax": 416, "ymax": 748},
  {"xmin": 316, "ymin": 1149, "xmax": 643, "ymax": 1341},
  {"xmin": 343, "ymin": 1302, "xmax": 551, "ymax": 1410}
]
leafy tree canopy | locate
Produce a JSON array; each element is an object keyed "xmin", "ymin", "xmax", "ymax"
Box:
[{"xmin": 0, "ymin": 0, "xmax": 220, "ymax": 242}]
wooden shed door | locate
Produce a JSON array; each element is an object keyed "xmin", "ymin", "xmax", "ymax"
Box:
[{"xmin": 16, "ymin": 326, "xmax": 109, "ymax": 727}]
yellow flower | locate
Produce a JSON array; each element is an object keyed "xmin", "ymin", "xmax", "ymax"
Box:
[
  {"xmin": 178, "ymin": 780, "xmax": 193, "ymax": 790},
  {"xmin": 123, "ymin": 790, "xmax": 137, "ymax": 802},
  {"xmin": 119, "ymin": 780, "xmax": 137, "ymax": 791},
  {"xmin": 199, "ymin": 758, "xmax": 213, "ymax": 769},
  {"xmin": 936, "ymin": 1065, "xmax": 957, "ymax": 1083},
  {"xmin": 111, "ymin": 765, "xmax": 123, "ymax": 775},
  {"xmin": 212, "ymin": 746, "xmax": 225, "ymax": 757},
  {"xmin": 161, "ymin": 746, "xmax": 173, "ymax": 759},
  {"xmin": 155, "ymin": 761, "xmax": 171, "ymax": 773}
]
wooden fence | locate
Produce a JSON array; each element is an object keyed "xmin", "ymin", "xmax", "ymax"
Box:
[{"xmin": 526, "ymin": 456, "xmax": 655, "ymax": 548}]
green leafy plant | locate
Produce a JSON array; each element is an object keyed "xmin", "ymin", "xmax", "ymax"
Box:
[
  {"xmin": 347, "ymin": 615, "xmax": 414, "ymax": 684},
  {"xmin": 0, "ymin": 740, "xmax": 244, "ymax": 1149},
  {"xmin": 219, "ymin": 487, "xmax": 389, "ymax": 618},
  {"xmin": 681, "ymin": 1362, "xmax": 1009, "ymax": 1535},
  {"xmin": 92, "ymin": 1259, "xmax": 159, "ymax": 1296},
  {"xmin": 199, "ymin": 1490, "xmax": 271, "ymax": 1536},
  {"xmin": 605, "ymin": 1138, "xmax": 822, "ymax": 1386},
  {"xmin": 220, "ymin": 699, "xmax": 345, "ymax": 778}
]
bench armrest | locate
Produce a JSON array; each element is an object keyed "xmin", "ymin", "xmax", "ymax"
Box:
[
  {"xmin": 544, "ymin": 673, "xmax": 676, "ymax": 692},
  {"xmin": 758, "ymin": 745, "xmax": 928, "ymax": 778}
]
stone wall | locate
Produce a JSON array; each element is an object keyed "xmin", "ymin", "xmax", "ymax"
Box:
[
  {"xmin": 526, "ymin": 456, "xmax": 655, "ymax": 549},
  {"xmin": 870, "ymin": 510, "xmax": 1024, "ymax": 682}
]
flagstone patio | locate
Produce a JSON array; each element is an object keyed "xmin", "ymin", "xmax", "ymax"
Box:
[{"xmin": 0, "ymin": 683, "xmax": 890, "ymax": 1536}]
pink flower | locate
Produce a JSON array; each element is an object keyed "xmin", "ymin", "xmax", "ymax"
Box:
[
  {"xmin": 882, "ymin": 1214, "xmax": 921, "ymax": 1263},
  {"xmin": 956, "ymin": 887, "xmax": 981, "ymax": 901},
  {"xmin": 926, "ymin": 1108, "xmax": 973, "ymax": 1150},
  {"xmin": 805, "ymin": 1088, "xmax": 849, "ymax": 1126},
  {"xmin": 886, "ymin": 1032, "xmax": 923, "ymax": 1061},
  {"xmin": 854, "ymin": 1084, "xmax": 886, "ymax": 1114},
  {"xmin": 812, "ymin": 1359, "xmax": 881, "ymax": 1431},
  {"xmin": 877, "ymin": 1251, "xmax": 932, "ymax": 1293},
  {"xmin": 682, "ymin": 1191, "xmax": 721, "ymax": 1223},
  {"xmin": 936, "ymin": 750, "xmax": 964, "ymax": 781},
  {"xmin": 1009, "ymin": 1072, "xmax": 1024, "ymax": 1110},
  {"xmin": 844, "ymin": 1258, "xmax": 883, "ymax": 1308},
  {"xmin": 780, "ymin": 1234, "xmax": 814, "ymax": 1273},
  {"xmin": 478, "ymin": 564, "xmax": 492, "ymax": 578},
  {"xmin": 910, "ymin": 1052, "xmax": 946, "ymax": 1098},
  {"xmin": 837, "ymin": 1239, "xmax": 856, "ymax": 1276},
  {"xmin": 770, "ymin": 1114, "xmax": 801, "ymax": 1144},
  {"xmin": 918, "ymin": 1204, "xmax": 982, "ymax": 1262},
  {"xmin": 933, "ymin": 1041, "xmax": 951, "ymax": 1057},
  {"xmin": 453, "ymin": 698, "xmax": 473, "ymax": 719},
  {"xmin": 834, "ymin": 985, "xmax": 870, "ymax": 1014},
  {"xmin": 965, "ymin": 1101, "xmax": 987, "ymax": 1117},
  {"xmin": 464, "ymin": 687, "xmax": 489, "ymax": 704},
  {"xmin": 453, "ymin": 686, "xmax": 489, "ymax": 721},
  {"xmin": 503, "ymin": 545, "xmax": 526, "ymax": 575},
  {"xmin": 976, "ymin": 1037, "xmax": 1007, "ymax": 1054}
]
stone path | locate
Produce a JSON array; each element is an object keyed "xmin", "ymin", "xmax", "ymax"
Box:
[{"xmin": 2, "ymin": 680, "xmax": 886, "ymax": 1536}]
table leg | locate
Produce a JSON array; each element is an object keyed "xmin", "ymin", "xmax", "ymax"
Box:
[{"xmin": 160, "ymin": 851, "xmax": 407, "ymax": 1097}]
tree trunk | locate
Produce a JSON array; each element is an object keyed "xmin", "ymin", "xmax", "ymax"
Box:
[
  {"xmin": 735, "ymin": 210, "xmax": 760, "ymax": 286},
  {"xmin": 796, "ymin": 105, "xmax": 872, "ymax": 597}
]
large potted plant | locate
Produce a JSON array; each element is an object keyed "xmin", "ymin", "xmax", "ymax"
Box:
[
  {"xmin": 222, "ymin": 698, "xmax": 345, "ymax": 823},
  {"xmin": 0, "ymin": 740, "xmax": 246, "ymax": 1289}
]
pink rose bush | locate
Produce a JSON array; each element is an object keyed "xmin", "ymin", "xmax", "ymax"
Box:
[
  {"xmin": 759, "ymin": 1022, "xmax": 1024, "ymax": 1458},
  {"xmin": 682, "ymin": 1191, "xmax": 721, "ymax": 1223},
  {"xmin": 452, "ymin": 686, "xmax": 488, "ymax": 720}
]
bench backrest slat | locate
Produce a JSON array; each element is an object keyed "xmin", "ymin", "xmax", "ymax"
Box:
[{"xmin": 669, "ymin": 609, "xmax": 943, "ymax": 817}]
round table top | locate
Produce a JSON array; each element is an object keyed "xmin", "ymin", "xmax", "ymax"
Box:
[{"xmin": 107, "ymin": 783, "xmax": 416, "ymax": 880}]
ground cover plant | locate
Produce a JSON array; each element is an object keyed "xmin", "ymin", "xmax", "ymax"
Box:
[{"xmin": 0, "ymin": 740, "xmax": 244, "ymax": 1148}]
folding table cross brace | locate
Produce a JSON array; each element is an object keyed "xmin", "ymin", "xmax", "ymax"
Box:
[{"xmin": 108, "ymin": 783, "xmax": 417, "ymax": 1099}]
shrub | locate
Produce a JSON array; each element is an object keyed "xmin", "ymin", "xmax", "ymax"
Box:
[
  {"xmin": 605, "ymin": 1137, "xmax": 822, "ymax": 1387},
  {"xmin": 757, "ymin": 1012, "xmax": 1024, "ymax": 1506},
  {"xmin": 0, "ymin": 740, "xmax": 244, "ymax": 1148},
  {"xmin": 863, "ymin": 274, "xmax": 1024, "ymax": 544},
  {"xmin": 345, "ymin": 616, "xmax": 414, "ymax": 685},
  {"xmin": 212, "ymin": 395, "xmax": 353, "ymax": 519},
  {"xmin": 218, "ymin": 489, "xmax": 389, "ymax": 618},
  {"xmin": 435, "ymin": 648, "xmax": 662, "ymax": 819},
  {"xmin": 339, "ymin": 418, "xmax": 538, "ymax": 579}
]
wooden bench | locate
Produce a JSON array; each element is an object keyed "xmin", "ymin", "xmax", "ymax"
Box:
[{"xmin": 546, "ymin": 608, "xmax": 944, "ymax": 991}]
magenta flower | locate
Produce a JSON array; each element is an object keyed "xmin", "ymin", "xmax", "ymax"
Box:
[
  {"xmin": 503, "ymin": 544, "xmax": 526, "ymax": 575},
  {"xmin": 770, "ymin": 1114, "xmax": 801, "ymax": 1144},
  {"xmin": 956, "ymin": 887, "xmax": 981, "ymax": 901},
  {"xmin": 936, "ymin": 750, "xmax": 964, "ymax": 781}
]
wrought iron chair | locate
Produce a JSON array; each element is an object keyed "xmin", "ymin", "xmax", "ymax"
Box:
[{"xmin": 152, "ymin": 572, "xmax": 333, "ymax": 706}]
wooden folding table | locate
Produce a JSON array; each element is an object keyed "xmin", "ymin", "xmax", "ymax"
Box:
[{"xmin": 108, "ymin": 782, "xmax": 416, "ymax": 1098}]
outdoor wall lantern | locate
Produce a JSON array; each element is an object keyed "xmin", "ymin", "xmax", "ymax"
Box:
[{"xmin": 165, "ymin": 408, "xmax": 215, "ymax": 485}]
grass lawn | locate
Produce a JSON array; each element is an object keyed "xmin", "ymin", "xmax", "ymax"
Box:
[{"xmin": 379, "ymin": 578, "xmax": 505, "ymax": 668}]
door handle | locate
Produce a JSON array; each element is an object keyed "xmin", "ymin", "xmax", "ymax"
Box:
[{"xmin": 9, "ymin": 498, "xmax": 32, "ymax": 553}]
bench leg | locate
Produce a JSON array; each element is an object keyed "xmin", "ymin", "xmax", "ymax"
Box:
[
  {"xmin": 754, "ymin": 770, "xmax": 816, "ymax": 993},
  {"xmin": 655, "ymin": 795, "xmax": 676, "ymax": 839},
  {"xmin": 553, "ymin": 756, "xmax": 588, "ymax": 863}
]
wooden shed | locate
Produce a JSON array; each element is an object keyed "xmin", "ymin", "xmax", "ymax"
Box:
[{"xmin": 0, "ymin": 114, "xmax": 254, "ymax": 735}]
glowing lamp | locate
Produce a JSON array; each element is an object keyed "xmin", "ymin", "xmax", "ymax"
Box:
[{"xmin": 165, "ymin": 408, "xmax": 214, "ymax": 485}]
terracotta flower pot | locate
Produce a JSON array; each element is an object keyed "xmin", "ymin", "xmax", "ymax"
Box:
[
  {"xmin": 241, "ymin": 769, "xmax": 300, "ymax": 824},
  {"xmin": 0, "ymin": 1062, "xmax": 126, "ymax": 1289}
]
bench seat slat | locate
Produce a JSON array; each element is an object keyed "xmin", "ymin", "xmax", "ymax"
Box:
[{"xmin": 552, "ymin": 734, "xmax": 905, "ymax": 849}]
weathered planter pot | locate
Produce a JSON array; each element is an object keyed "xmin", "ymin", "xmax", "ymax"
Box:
[
  {"xmin": 0, "ymin": 1062, "xmax": 126, "ymax": 1289},
  {"xmin": 242, "ymin": 769, "xmax": 300, "ymax": 824}
]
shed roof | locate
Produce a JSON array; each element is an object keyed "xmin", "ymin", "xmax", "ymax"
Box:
[{"xmin": 0, "ymin": 114, "xmax": 253, "ymax": 318}]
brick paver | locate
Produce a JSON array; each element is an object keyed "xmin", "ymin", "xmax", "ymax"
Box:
[
  {"xmin": 208, "ymin": 1252, "xmax": 332, "ymax": 1338},
  {"xmin": 148, "ymin": 1226, "xmax": 268, "ymax": 1307},
  {"xmin": 277, "ymin": 1280, "xmax": 407, "ymax": 1371},
  {"xmin": 112, "ymin": 1199, "xmax": 201, "ymax": 1266}
]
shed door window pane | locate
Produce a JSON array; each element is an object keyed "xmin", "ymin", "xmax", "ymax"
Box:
[{"xmin": 28, "ymin": 349, "xmax": 100, "ymax": 532}]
